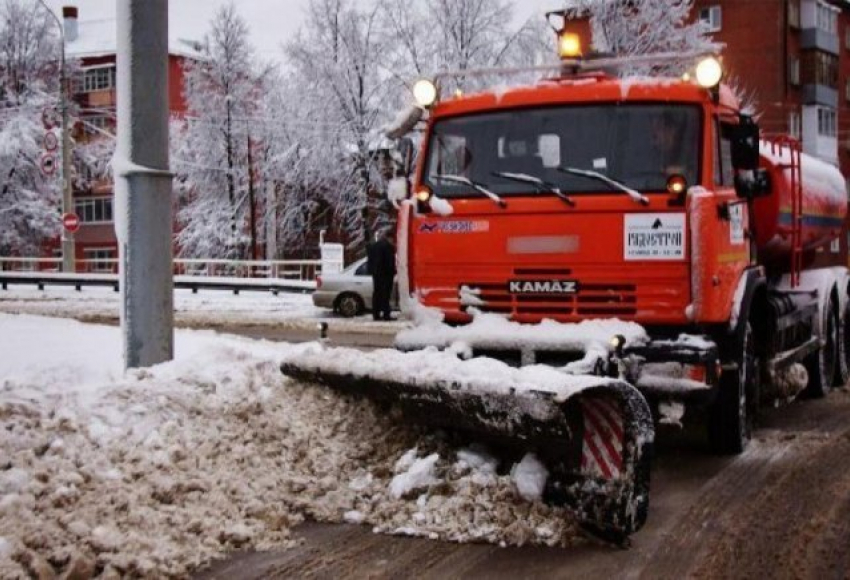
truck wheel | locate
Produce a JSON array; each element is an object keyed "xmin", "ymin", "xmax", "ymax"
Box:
[
  {"xmin": 709, "ymin": 322, "xmax": 755, "ymax": 454},
  {"xmin": 335, "ymin": 293, "xmax": 364, "ymax": 318},
  {"xmin": 804, "ymin": 291, "xmax": 839, "ymax": 398},
  {"xmin": 834, "ymin": 297, "xmax": 850, "ymax": 388}
]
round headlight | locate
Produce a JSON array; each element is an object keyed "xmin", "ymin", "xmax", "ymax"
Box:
[
  {"xmin": 413, "ymin": 79, "xmax": 438, "ymax": 108},
  {"xmin": 667, "ymin": 174, "xmax": 687, "ymax": 195},
  {"xmin": 415, "ymin": 188, "xmax": 432, "ymax": 203},
  {"xmin": 695, "ymin": 57, "xmax": 722, "ymax": 88}
]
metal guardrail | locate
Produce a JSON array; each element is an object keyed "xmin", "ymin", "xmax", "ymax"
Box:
[
  {"xmin": 0, "ymin": 257, "xmax": 323, "ymax": 280},
  {"xmin": 0, "ymin": 271, "xmax": 316, "ymax": 295},
  {"xmin": 0, "ymin": 257, "xmax": 322, "ymax": 295}
]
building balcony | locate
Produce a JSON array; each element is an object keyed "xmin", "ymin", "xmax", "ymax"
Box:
[
  {"xmin": 802, "ymin": 83, "xmax": 838, "ymax": 107},
  {"xmin": 73, "ymin": 89, "xmax": 117, "ymax": 109},
  {"xmin": 800, "ymin": 28, "xmax": 839, "ymax": 54}
]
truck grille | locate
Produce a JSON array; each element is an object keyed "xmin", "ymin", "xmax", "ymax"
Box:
[{"xmin": 461, "ymin": 280, "xmax": 638, "ymax": 317}]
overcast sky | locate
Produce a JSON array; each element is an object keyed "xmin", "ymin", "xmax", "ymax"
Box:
[{"xmin": 46, "ymin": 0, "xmax": 562, "ymax": 60}]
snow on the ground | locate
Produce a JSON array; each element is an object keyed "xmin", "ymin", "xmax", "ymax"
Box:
[
  {"xmin": 396, "ymin": 310, "xmax": 648, "ymax": 352},
  {"xmin": 0, "ymin": 314, "xmax": 581, "ymax": 578},
  {"xmin": 0, "ymin": 285, "xmax": 401, "ymax": 333}
]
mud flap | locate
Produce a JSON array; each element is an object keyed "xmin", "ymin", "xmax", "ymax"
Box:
[{"xmin": 280, "ymin": 347, "xmax": 654, "ymax": 538}]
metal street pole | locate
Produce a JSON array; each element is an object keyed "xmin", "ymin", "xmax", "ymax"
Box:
[
  {"xmin": 36, "ymin": 0, "xmax": 74, "ymax": 272},
  {"xmin": 115, "ymin": 0, "xmax": 173, "ymax": 368}
]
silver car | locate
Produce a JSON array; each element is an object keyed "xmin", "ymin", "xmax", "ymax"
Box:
[
  {"xmin": 312, "ymin": 258, "xmax": 373, "ymax": 317},
  {"xmin": 313, "ymin": 258, "xmax": 398, "ymax": 318}
]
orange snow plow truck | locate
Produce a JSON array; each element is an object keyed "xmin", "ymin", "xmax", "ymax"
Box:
[{"xmin": 281, "ymin": 31, "xmax": 849, "ymax": 541}]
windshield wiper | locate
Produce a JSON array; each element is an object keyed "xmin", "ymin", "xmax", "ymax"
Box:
[
  {"xmin": 433, "ymin": 174, "xmax": 507, "ymax": 208},
  {"xmin": 558, "ymin": 167, "xmax": 649, "ymax": 206},
  {"xmin": 492, "ymin": 171, "xmax": 575, "ymax": 207}
]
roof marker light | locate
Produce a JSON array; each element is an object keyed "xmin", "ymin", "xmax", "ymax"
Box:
[
  {"xmin": 413, "ymin": 79, "xmax": 438, "ymax": 108},
  {"xmin": 695, "ymin": 56, "xmax": 722, "ymax": 88},
  {"xmin": 558, "ymin": 32, "xmax": 582, "ymax": 59}
]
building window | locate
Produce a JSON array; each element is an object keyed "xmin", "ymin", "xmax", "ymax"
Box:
[
  {"xmin": 74, "ymin": 197, "xmax": 113, "ymax": 223},
  {"xmin": 846, "ymin": 78, "xmax": 850, "ymax": 101},
  {"xmin": 789, "ymin": 0, "xmax": 801, "ymax": 29},
  {"xmin": 789, "ymin": 56, "xmax": 801, "ymax": 86},
  {"xmin": 82, "ymin": 115, "xmax": 113, "ymax": 136},
  {"xmin": 699, "ymin": 5, "xmax": 722, "ymax": 33},
  {"xmin": 802, "ymin": 50, "xmax": 838, "ymax": 87},
  {"xmin": 82, "ymin": 66, "xmax": 116, "ymax": 92},
  {"xmin": 818, "ymin": 106, "xmax": 837, "ymax": 137},
  {"xmin": 816, "ymin": 0, "xmax": 837, "ymax": 35},
  {"xmin": 789, "ymin": 111, "xmax": 802, "ymax": 139},
  {"xmin": 83, "ymin": 248, "xmax": 115, "ymax": 273}
]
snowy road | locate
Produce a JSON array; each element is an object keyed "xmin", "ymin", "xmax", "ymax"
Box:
[{"xmin": 0, "ymin": 285, "xmax": 403, "ymax": 347}]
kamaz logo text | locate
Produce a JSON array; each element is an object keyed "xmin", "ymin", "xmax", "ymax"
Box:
[{"xmin": 508, "ymin": 279, "xmax": 578, "ymax": 294}]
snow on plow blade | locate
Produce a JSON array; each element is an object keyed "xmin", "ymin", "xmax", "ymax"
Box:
[{"xmin": 280, "ymin": 345, "xmax": 654, "ymax": 538}]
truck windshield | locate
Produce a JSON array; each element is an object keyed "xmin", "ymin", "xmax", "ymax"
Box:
[{"xmin": 423, "ymin": 104, "xmax": 701, "ymax": 198}]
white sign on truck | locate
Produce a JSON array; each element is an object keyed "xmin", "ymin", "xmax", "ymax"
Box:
[{"xmin": 624, "ymin": 213, "xmax": 686, "ymax": 261}]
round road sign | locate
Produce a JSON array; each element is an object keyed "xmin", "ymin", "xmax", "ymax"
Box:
[
  {"xmin": 62, "ymin": 213, "xmax": 80, "ymax": 233},
  {"xmin": 40, "ymin": 153, "xmax": 56, "ymax": 176},
  {"xmin": 43, "ymin": 131, "xmax": 58, "ymax": 151},
  {"xmin": 42, "ymin": 107, "xmax": 59, "ymax": 130}
]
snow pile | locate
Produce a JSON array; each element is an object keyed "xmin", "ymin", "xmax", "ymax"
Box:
[
  {"xmin": 368, "ymin": 446, "xmax": 578, "ymax": 547},
  {"xmin": 458, "ymin": 285, "xmax": 485, "ymax": 307},
  {"xmin": 389, "ymin": 452, "xmax": 440, "ymax": 499},
  {"xmin": 280, "ymin": 342, "xmax": 616, "ymax": 405},
  {"xmin": 658, "ymin": 401, "xmax": 685, "ymax": 428},
  {"xmin": 396, "ymin": 310, "xmax": 648, "ymax": 353},
  {"xmin": 0, "ymin": 314, "xmax": 581, "ymax": 578},
  {"xmin": 774, "ymin": 363, "xmax": 809, "ymax": 400},
  {"xmin": 510, "ymin": 454, "xmax": 549, "ymax": 502}
]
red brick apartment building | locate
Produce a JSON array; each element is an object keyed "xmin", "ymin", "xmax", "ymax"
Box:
[
  {"xmin": 563, "ymin": 0, "xmax": 850, "ymax": 263},
  {"xmin": 61, "ymin": 5, "xmax": 196, "ymax": 270},
  {"xmin": 692, "ymin": 0, "xmax": 850, "ymax": 174},
  {"xmin": 692, "ymin": 0, "xmax": 850, "ymax": 262}
]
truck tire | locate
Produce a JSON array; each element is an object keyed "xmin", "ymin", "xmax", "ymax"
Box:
[
  {"xmin": 804, "ymin": 290, "xmax": 839, "ymax": 398},
  {"xmin": 834, "ymin": 296, "xmax": 850, "ymax": 388},
  {"xmin": 709, "ymin": 322, "xmax": 755, "ymax": 455}
]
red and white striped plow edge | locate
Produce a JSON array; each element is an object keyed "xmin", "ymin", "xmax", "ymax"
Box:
[{"xmin": 580, "ymin": 397, "xmax": 625, "ymax": 479}]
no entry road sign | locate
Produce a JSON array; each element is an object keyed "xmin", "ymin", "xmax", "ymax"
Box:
[{"xmin": 62, "ymin": 212, "xmax": 80, "ymax": 233}]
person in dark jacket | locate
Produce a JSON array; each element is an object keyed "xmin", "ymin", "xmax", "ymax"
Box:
[{"xmin": 366, "ymin": 228, "xmax": 396, "ymax": 321}]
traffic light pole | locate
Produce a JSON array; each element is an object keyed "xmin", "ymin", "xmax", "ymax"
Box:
[{"xmin": 115, "ymin": 0, "xmax": 174, "ymax": 368}]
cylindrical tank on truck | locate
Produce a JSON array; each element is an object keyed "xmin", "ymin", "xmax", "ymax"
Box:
[{"xmin": 753, "ymin": 142, "xmax": 848, "ymax": 270}]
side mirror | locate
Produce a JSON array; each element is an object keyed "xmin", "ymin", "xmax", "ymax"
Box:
[
  {"xmin": 734, "ymin": 168, "xmax": 771, "ymax": 199},
  {"xmin": 731, "ymin": 117, "xmax": 760, "ymax": 171}
]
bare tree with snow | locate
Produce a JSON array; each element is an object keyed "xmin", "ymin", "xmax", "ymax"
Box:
[
  {"xmin": 286, "ymin": 0, "xmax": 392, "ymax": 249},
  {"xmin": 174, "ymin": 2, "xmax": 270, "ymax": 260},
  {"xmin": 0, "ymin": 0, "xmax": 62, "ymax": 255},
  {"xmin": 382, "ymin": 0, "xmax": 552, "ymax": 93},
  {"xmin": 567, "ymin": 0, "xmax": 718, "ymax": 75}
]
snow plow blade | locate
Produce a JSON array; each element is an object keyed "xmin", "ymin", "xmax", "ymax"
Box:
[{"xmin": 280, "ymin": 346, "xmax": 654, "ymax": 539}]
